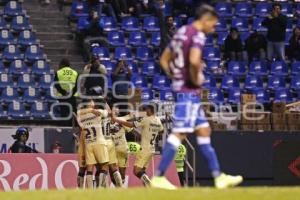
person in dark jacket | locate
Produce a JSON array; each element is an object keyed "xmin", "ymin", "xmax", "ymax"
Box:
[
  {"xmin": 9, "ymin": 127, "xmax": 38, "ymax": 153},
  {"xmin": 262, "ymin": 3, "xmax": 287, "ymax": 61},
  {"xmin": 288, "ymin": 27, "xmax": 300, "ymax": 61},
  {"xmin": 245, "ymin": 31, "xmax": 267, "ymax": 62},
  {"xmin": 224, "ymin": 28, "xmax": 243, "ymax": 61}
]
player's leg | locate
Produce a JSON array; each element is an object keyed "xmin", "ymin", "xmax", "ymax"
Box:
[
  {"xmin": 116, "ymin": 151, "xmax": 128, "ymax": 184},
  {"xmin": 85, "ymin": 145, "xmax": 96, "ymax": 189},
  {"xmin": 134, "ymin": 151, "xmax": 152, "ymax": 187},
  {"xmin": 97, "ymin": 163, "xmax": 109, "ymax": 188},
  {"xmin": 133, "ymin": 166, "xmax": 151, "ymax": 187},
  {"xmin": 94, "ymin": 144, "xmax": 110, "ymax": 188},
  {"xmin": 77, "ymin": 167, "xmax": 86, "ymax": 188},
  {"xmin": 85, "ymin": 165, "xmax": 94, "ymax": 189},
  {"xmin": 109, "ymin": 164, "xmax": 123, "ymax": 187}
]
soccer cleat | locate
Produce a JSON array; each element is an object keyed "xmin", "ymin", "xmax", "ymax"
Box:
[
  {"xmin": 214, "ymin": 173, "xmax": 243, "ymax": 189},
  {"xmin": 151, "ymin": 176, "xmax": 177, "ymax": 190}
]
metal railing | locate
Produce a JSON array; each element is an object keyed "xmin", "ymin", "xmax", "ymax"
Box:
[{"xmin": 184, "ymin": 138, "xmax": 196, "ymax": 187}]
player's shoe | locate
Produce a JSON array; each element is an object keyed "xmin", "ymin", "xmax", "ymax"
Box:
[
  {"xmin": 214, "ymin": 173, "xmax": 243, "ymax": 189},
  {"xmin": 151, "ymin": 176, "xmax": 177, "ymax": 190}
]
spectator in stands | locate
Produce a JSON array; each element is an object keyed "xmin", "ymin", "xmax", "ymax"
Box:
[
  {"xmin": 9, "ymin": 127, "xmax": 38, "ymax": 153},
  {"xmin": 288, "ymin": 27, "xmax": 300, "ymax": 61},
  {"xmin": 54, "ymin": 58, "xmax": 79, "ymax": 118},
  {"xmin": 111, "ymin": 60, "xmax": 132, "ymax": 114},
  {"xmin": 245, "ymin": 31, "xmax": 267, "ymax": 62},
  {"xmin": 224, "ymin": 28, "xmax": 244, "ymax": 61},
  {"xmin": 81, "ymin": 56, "xmax": 107, "ymax": 96},
  {"xmin": 165, "ymin": 16, "xmax": 176, "ymax": 42},
  {"xmin": 262, "ymin": 3, "xmax": 287, "ymax": 61}
]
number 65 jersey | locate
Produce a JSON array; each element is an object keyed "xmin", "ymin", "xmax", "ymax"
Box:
[
  {"xmin": 77, "ymin": 108, "xmax": 108, "ymax": 146},
  {"xmin": 134, "ymin": 115, "xmax": 164, "ymax": 153}
]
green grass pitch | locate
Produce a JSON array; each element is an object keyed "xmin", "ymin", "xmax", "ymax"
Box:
[{"xmin": 1, "ymin": 187, "xmax": 300, "ymax": 200}]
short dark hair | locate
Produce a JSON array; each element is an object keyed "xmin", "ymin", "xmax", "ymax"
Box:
[
  {"xmin": 272, "ymin": 3, "xmax": 282, "ymax": 10},
  {"xmin": 195, "ymin": 4, "xmax": 218, "ymax": 20},
  {"xmin": 59, "ymin": 58, "xmax": 70, "ymax": 68}
]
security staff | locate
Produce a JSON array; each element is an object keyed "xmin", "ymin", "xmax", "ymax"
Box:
[
  {"xmin": 54, "ymin": 58, "xmax": 79, "ymax": 118},
  {"xmin": 175, "ymin": 144, "xmax": 187, "ymax": 186},
  {"xmin": 9, "ymin": 127, "xmax": 38, "ymax": 153}
]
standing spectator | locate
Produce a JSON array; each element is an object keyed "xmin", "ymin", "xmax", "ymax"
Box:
[
  {"xmin": 165, "ymin": 16, "xmax": 177, "ymax": 42},
  {"xmin": 262, "ymin": 3, "xmax": 287, "ymax": 61},
  {"xmin": 245, "ymin": 31, "xmax": 267, "ymax": 62},
  {"xmin": 9, "ymin": 127, "xmax": 39, "ymax": 153},
  {"xmin": 111, "ymin": 60, "xmax": 132, "ymax": 114},
  {"xmin": 54, "ymin": 58, "xmax": 79, "ymax": 118},
  {"xmin": 288, "ymin": 27, "xmax": 300, "ymax": 61},
  {"xmin": 81, "ymin": 57, "xmax": 107, "ymax": 96},
  {"xmin": 224, "ymin": 28, "xmax": 244, "ymax": 61}
]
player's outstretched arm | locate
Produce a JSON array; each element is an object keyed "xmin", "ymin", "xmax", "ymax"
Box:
[{"xmin": 160, "ymin": 47, "xmax": 173, "ymax": 78}]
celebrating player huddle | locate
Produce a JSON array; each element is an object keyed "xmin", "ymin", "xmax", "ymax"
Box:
[{"xmin": 76, "ymin": 97, "xmax": 164, "ymax": 188}]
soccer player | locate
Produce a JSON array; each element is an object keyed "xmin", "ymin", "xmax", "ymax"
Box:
[
  {"xmin": 77, "ymin": 99, "xmax": 110, "ymax": 188},
  {"xmin": 112, "ymin": 103, "xmax": 164, "ymax": 187},
  {"xmin": 151, "ymin": 5, "xmax": 243, "ymax": 190},
  {"xmin": 77, "ymin": 129, "xmax": 87, "ymax": 188}
]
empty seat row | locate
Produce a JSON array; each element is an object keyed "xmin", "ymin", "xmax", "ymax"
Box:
[
  {"xmin": 0, "ymin": 59, "xmax": 51, "ymax": 75},
  {"xmin": 0, "ymin": 30, "xmax": 38, "ymax": 47},
  {"xmin": 0, "ymin": 44, "xmax": 46, "ymax": 62},
  {"xmin": 0, "ymin": 15, "xmax": 31, "ymax": 32}
]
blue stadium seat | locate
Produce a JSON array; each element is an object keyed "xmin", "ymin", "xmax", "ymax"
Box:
[
  {"xmin": 32, "ymin": 60, "xmax": 50, "ymax": 75},
  {"xmin": 107, "ymin": 76, "xmax": 112, "ymax": 89},
  {"xmin": 270, "ymin": 61, "xmax": 288, "ymax": 76},
  {"xmin": 70, "ymin": 0, "xmax": 89, "ymax": 18},
  {"xmin": 291, "ymin": 61, "xmax": 300, "ymax": 75},
  {"xmin": 249, "ymin": 61, "xmax": 268, "ymax": 76},
  {"xmin": 31, "ymin": 101, "xmax": 50, "ymax": 119},
  {"xmin": 215, "ymin": 19, "xmax": 227, "ymax": 32},
  {"xmin": 143, "ymin": 16, "xmax": 160, "ymax": 32},
  {"xmin": 267, "ymin": 75, "xmax": 286, "ymax": 90},
  {"xmin": 160, "ymin": 88, "xmax": 173, "ymax": 101},
  {"xmin": 9, "ymin": 59, "xmax": 29, "ymax": 75},
  {"xmin": 0, "ymin": 29, "xmax": 15, "ymax": 47},
  {"xmin": 228, "ymin": 88, "xmax": 241, "ymax": 104},
  {"xmin": 11, "ymin": 15, "xmax": 31, "ymax": 32},
  {"xmin": 125, "ymin": 60, "xmax": 138, "ymax": 74},
  {"xmin": 3, "ymin": 44, "xmax": 23, "ymax": 61},
  {"xmin": 131, "ymin": 74, "xmax": 147, "ymax": 88},
  {"xmin": 215, "ymin": 2, "xmax": 232, "ymax": 17},
  {"xmin": 290, "ymin": 76, "xmax": 300, "ymax": 91},
  {"xmin": 285, "ymin": 31, "xmax": 292, "ymax": 45},
  {"xmin": 217, "ymin": 31, "xmax": 228, "ymax": 45},
  {"xmin": 25, "ymin": 45, "xmax": 45, "ymax": 62},
  {"xmin": 206, "ymin": 61, "xmax": 220, "ymax": 74},
  {"xmin": 274, "ymin": 88, "xmax": 293, "ymax": 103},
  {"xmin": 240, "ymin": 32, "xmax": 250, "ymax": 44},
  {"xmin": 136, "ymin": 47, "xmax": 154, "ymax": 61},
  {"xmin": 203, "ymin": 74, "xmax": 216, "ymax": 89},
  {"xmin": 221, "ymin": 75, "xmax": 240, "ymax": 90},
  {"xmin": 203, "ymin": 47, "xmax": 221, "ymax": 61},
  {"xmin": 187, "ymin": 17, "xmax": 194, "ymax": 24},
  {"xmin": 141, "ymin": 88, "xmax": 153, "ymax": 102},
  {"xmin": 205, "ymin": 35, "xmax": 214, "ymax": 47},
  {"xmin": 77, "ymin": 17, "xmax": 90, "ymax": 31},
  {"xmin": 252, "ymin": 18, "xmax": 267, "ymax": 32},
  {"xmin": 92, "ymin": 46, "xmax": 110, "ymax": 60},
  {"xmin": 0, "ymin": 73, "xmax": 13, "ymax": 89},
  {"xmin": 0, "ymin": 17, "xmax": 8, "ymax": 30},
  {"xmin": 150, "ymin": 32, "xmax": 161, "ymax": 47},
  {"xmin": 231, "ymin": 18, "xmax": 249, "ymax": 32},
  {"xmin": 208, "ymin": 88, "xmax": 224, "ymax": 104},
  {"xmin": 1, "ymin": 87, "xmax": 18, "ymax": 102},
  {"xmin": 142, "ymin": 61, "xmax": 159, "ymax": 76},
  {"xmin": 107, "ymin": 31, "xmax": 125, "ymax": 46},
  {"xmin": 99, "ymin": 16, "xmax": 117, "ymax": 32},
  {"xmin": 281, "ymin": 3, "xmax": 293, "ymax": 17},
  {"xmin": 114, "ymin": 47, "xmax": 132, "ymax": 60},
  {"xmin": 298, "ymin": 91, "xmax": 300, "ymax": 101},
  {"xmin": 286, "ymin": 19, "xmax": 293, "ymax": 32},
  {"xmin": 255, "ymin": 3, "xmax": 271, "ymax": 17},
  {"xmin": 23, "ymin": 87, "xmax": 40, "ymax": 103},
  {"xmin": 235, "ymin": 3, "xmax": 252, "ymax": 18},
  {"xmin": 251, "ymin": 88, "xmax": 270, "ymax": 104},
  {"xmin": 39, "ymin": 74, "xmax": 53, "ymax": 89},
  {"xmin": 174, "ymin": 17, "xmax": 183, "ymax": 29},
  {"xmin": 244, "ymin": 75, "xmax": 264, "ymax": 90},
  {"xmin": 0, "ymin": 105, "xmax": 4, "ymax": 119},
  {"xmin": 227, "ymin": 61, "xmax": 247, "ymax": 76},
  {"xmin": 4, "ymin": 1, "xmax": 23, "ymax": 16},
  {"xmin": 152, "ymin": 75, "xmax": 169, "ymax": 89},
  {"xmin": 100, "ymin": 60, "xmax": 114, "ymax": 74},
  {"xmin": 128, "ymin": 31, "xmax": 147, "ymax": 47},
  {"xmin": 8, "ymin": 101, "xmax": 28, "ymax": 119},
  {"xmin": 18, "ymin": 30, "xmax": 38, "ymax": 47},
  {"xmin": 121, "ymin": 17, "xmax": 139, "ymax": 32},
  {"xmin": 17, "ymin": 74, "xmax": 35, "ymax": 88},
  {"xmin": 0, "ymin": 61, "xmax": 6, "ymax": 74}
]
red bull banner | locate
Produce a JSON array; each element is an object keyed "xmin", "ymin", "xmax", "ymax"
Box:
[{"xmin": 0, "ymin": 154, "xmax": 180, "ymax": 191}]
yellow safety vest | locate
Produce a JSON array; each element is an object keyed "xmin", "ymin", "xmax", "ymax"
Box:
[
  {"xmin": 127, "ymin": 142, "xmax": 141, "ymax": 154},
  {"xmin": 175, "ymin": 144, "xmax": 187, "ymax": 172},
  {"xmin": 56, "ymin": 67, "xmax": 78, "ymax": 96}
]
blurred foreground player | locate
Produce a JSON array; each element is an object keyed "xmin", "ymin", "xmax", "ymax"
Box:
[
  {"xmin": 9, "ymin": 127, "xmax": 38, "ymax": 153},
  {"xmin": 112, "ymin": 103, "xmax": 164, "ymax": 187},
  {"xmin": 151, "ymin": 5, "xmax": 243, "ymax": 189},
  {"xmin": 77, "ymin": 128, "xmax": 87, "ymax": 188}
]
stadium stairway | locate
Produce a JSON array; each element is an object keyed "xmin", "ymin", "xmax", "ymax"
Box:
[{"xmin": 22, "ymin": 0, "xmax": 85, "ymax": 71}]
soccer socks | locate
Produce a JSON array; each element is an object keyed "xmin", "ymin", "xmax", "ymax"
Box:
[
  {"xmin": 156, "ymin": 134, "xmax": 181, "ymax": 176},
  {"xmin": 86, "ymin": 171, "xmax": 94, "ymax": 189},
  {"xmin": 77, "ymin": 171, "xmax": 85, "ymax": 188},
  {"xmin": 136, "ymin": 171, "xmax": 151, "ymax": 187},
  {"xmin": 197, "ymin": 137, "xmax": 221, "ymax": 178},
  {"xmin": 98, "ymin": 170, "xmax": 108, "ymax": 188},
  {"xmin": 112, "ymin": 170, "xmax": 123, "ymax": 187}
]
